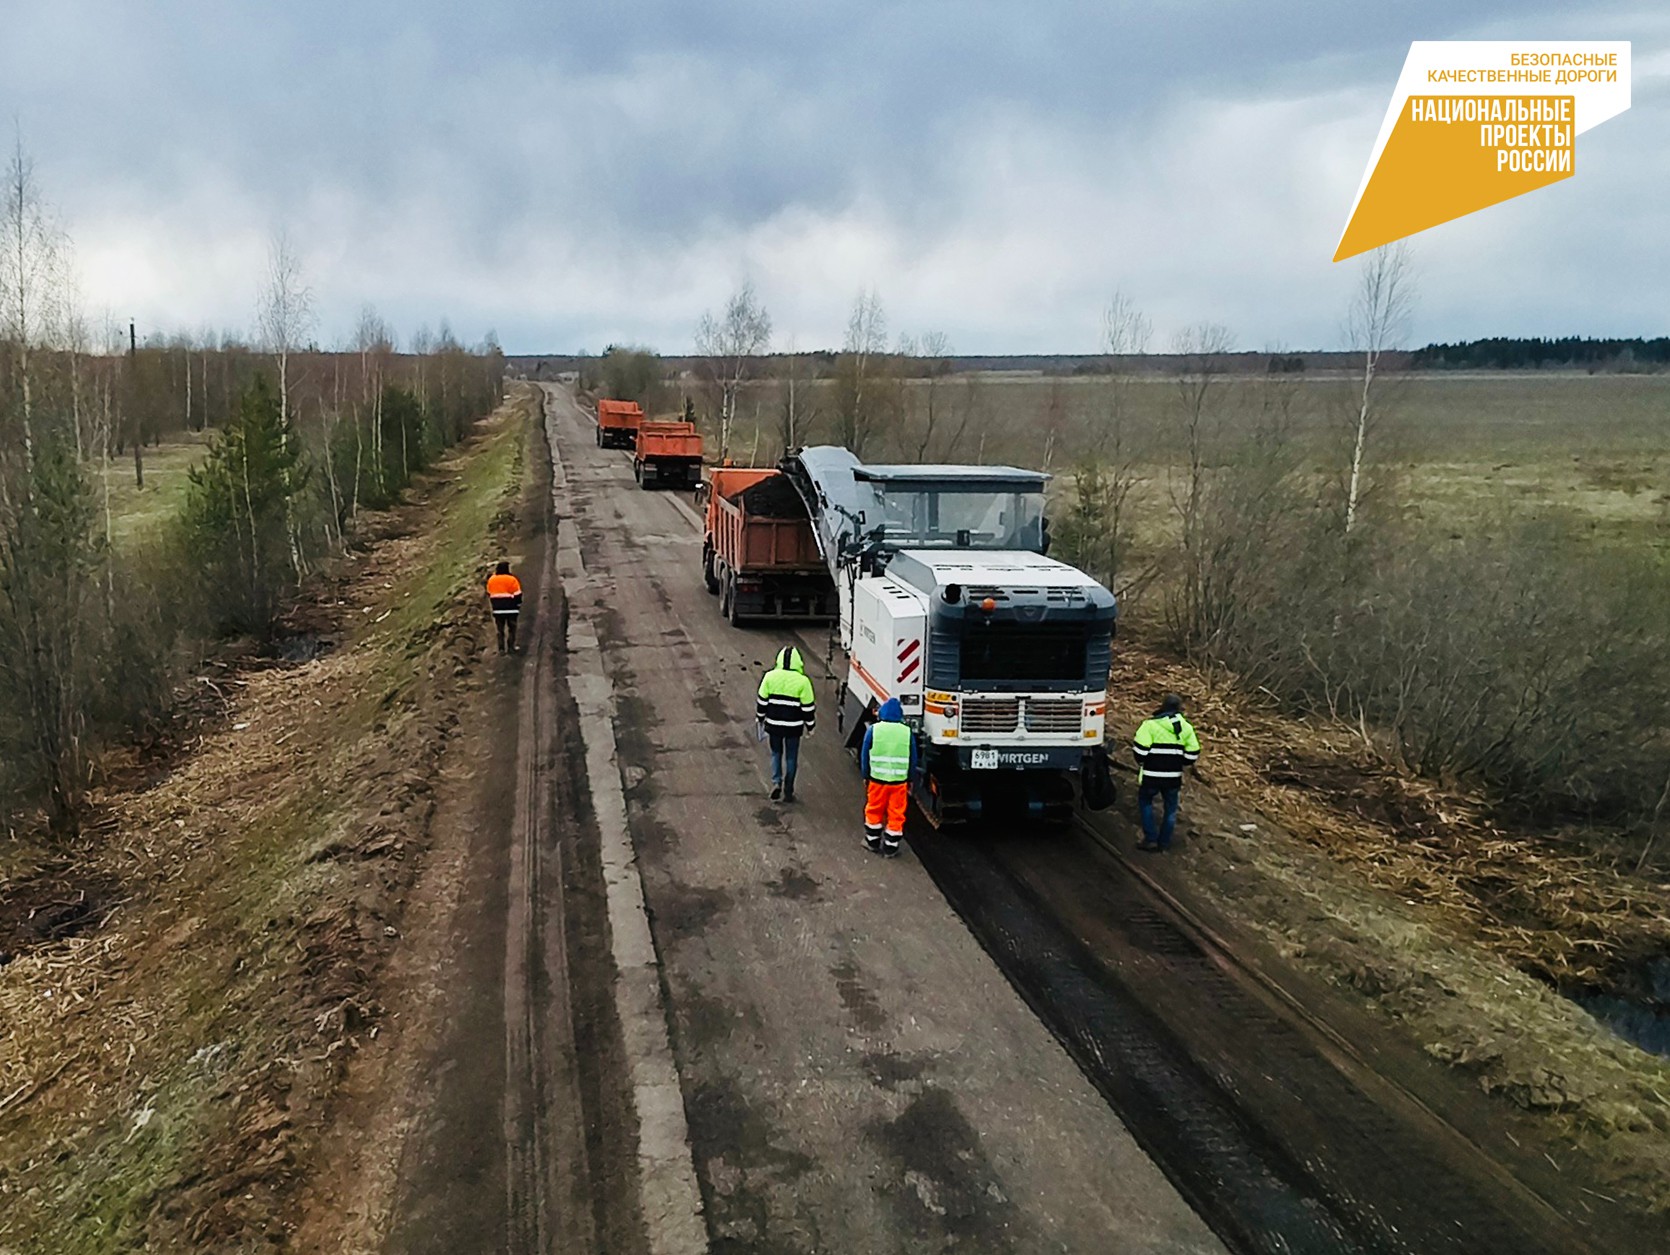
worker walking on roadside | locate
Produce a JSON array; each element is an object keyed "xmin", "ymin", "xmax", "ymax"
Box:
[
  {"xmin": 486, "ymin": 560, "xmax": 523, "ymax": 654},
  {"xmin": 1131, "ymin": 693, "xmax": 1201, "ymax": 852},
  {"xmin": 861, "ymin": 698, "xmax": 916, "ymax": 858},
  {"xmin": 755, "ymin": 645, "xmax": 816, "ymax": 802}
]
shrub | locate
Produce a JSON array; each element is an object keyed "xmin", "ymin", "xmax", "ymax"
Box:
[
  {"xmin": 180, "ymin": 375, "xmax": 308, "ymax": 637},
  {"xmin": 1172, "ymin": 463, "xmax": 1670, "ymax": 827}
]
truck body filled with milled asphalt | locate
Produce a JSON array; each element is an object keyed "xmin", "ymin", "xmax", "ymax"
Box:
[
  {"xmin": 596, "ymin": 398, "xmax": 643, "ymax": 449},
  {"xmin": 699, "ymin": 468, "xmax": 837, "ymax": 626},
  {"xmin": 633, "ymin": 420, "xmax": 704, "ymax": 489}
]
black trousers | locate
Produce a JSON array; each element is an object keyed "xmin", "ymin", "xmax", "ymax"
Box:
[{"xmin": 494, "ymin": 612, "xmax": 519, "ymax": 651}]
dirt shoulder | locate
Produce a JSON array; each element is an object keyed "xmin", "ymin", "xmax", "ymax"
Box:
[
  {"xmin": 1104, "ymin": 634, "xmax": 1670, "ymax": 1235},
  {"xmin": 0, "ymin": 389, "xmax": 530, "ymax": 1252},
  {"xmin": 301, "ymin": 381, "xmax": 650, "ymax": 1255}
]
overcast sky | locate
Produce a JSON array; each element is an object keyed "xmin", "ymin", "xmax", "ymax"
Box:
[{"xmin": 3, "ymin": 1, "xmax": 1665, "ymax": 354}]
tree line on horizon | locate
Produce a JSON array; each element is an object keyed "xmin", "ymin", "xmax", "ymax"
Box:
[
  {"xmin": 1411, "ymin": 335, "xmax": 1670, "ymax": 371},
  {"xmin": 532, "ymin": 334, "xmax": 1670, "ymax": 380}
]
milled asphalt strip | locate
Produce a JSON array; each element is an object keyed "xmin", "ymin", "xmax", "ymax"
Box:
[{"xmin": 543, "ymin": 390, "xmax": 709, "ymax": 1255}]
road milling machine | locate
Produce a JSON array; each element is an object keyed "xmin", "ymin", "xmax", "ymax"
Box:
[{"xmin": 783, "ymin": 447, "xmax": 1118, "ymax": 825}]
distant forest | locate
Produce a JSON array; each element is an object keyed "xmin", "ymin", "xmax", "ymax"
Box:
[
  {"xmin": 516, "ymin": 338, "xmax": 1670, "ymax": 379},
  {"xmin": 1411, "ymin": 336, "xmax": 1670, "ymax": 371}
]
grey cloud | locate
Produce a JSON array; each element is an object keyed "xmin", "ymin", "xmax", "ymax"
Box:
[{"xmin": 2, "ymin": 1, "xmax": 1663, "ymax": 352}]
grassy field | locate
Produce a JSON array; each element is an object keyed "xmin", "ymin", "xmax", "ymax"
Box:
[
  {"xmin": 1381, "ymin": 376, "xmax": 1668, "ymax": 541},
  {"xmin": 99, "ymin": 431, "xmax": 213, "ymax": 544},
  {"xmin": 727, "ymin": 370, "xmax": 1670, "ymax": 550}
]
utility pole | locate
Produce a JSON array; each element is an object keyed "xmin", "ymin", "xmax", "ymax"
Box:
[{"xmin": 129, "ymin": 319, "xmax": 144, "ymax": 489}]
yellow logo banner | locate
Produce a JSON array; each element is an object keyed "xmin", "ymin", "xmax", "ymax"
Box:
[{"xmin": 1336, "ymin": 42, "xmax": 1630, "ymax": 261}]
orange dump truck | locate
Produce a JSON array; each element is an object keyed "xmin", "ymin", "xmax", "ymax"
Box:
[
  {"xmin": 633, "ymin": 420, "xmax": 704, "ymax": 489},
  {"xmin": 596, "ymin": 398, "xmax": 643, "ymax": 449},
  {"xmin": 699, "ymin": 469, "xmax": 837, "ymax": 626}
]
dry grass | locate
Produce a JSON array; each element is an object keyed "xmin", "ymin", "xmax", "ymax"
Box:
[{"xmin": 1112, "ymin": 644, "xmax": 1670, "ymax": 989}]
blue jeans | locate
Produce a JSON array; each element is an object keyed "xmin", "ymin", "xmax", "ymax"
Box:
[
  {"xmin": 1138, "ymin": 784, "xmax": 1181, "ymax": 847},
  {"xmin": 769, "ymin": 732, "xmax": 801, "ymax": 792}
]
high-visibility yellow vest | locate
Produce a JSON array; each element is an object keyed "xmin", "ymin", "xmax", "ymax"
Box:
[
  {"xmin": 1133, "ymin": 714, "xmax": 1200, "ymax": 785},
  {"xmin": 758, "ymin": 667, "xmax": 815, "ymax": 707},
  {"xmin": 869, "ymin": 721, "xmax": 912, "ymax": 783}
]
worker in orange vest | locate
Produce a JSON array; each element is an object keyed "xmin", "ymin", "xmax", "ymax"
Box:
[
  {"xmin": 861, "ymin": 698, "xmax": 916, "ymax": 857},
  {"xmin": 486, "ymin": 560, "xmax": 523, "ymax": 653}
]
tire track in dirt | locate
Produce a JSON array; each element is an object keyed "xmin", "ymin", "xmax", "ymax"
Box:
[
  {"xmin": 503, "ymin": 511, "xmax": 596, "ymax": 1251},
  {"xmin": 376, "ymin": 393, "xmax": 649, "ymax": 1255}
]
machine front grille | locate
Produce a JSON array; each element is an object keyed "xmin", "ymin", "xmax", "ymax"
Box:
[
  {"xmin": 1023, "ymin": 698, "xmax": 1084, "ymax": 733},
  {"xmin": 961, "ymin": 697, "xmax": 1020, "ymax": 733}
]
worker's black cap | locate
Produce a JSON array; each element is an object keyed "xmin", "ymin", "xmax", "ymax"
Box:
[{"xmin": 1158, "ymin": 693, "xmax": 1184, "ymax": 715}]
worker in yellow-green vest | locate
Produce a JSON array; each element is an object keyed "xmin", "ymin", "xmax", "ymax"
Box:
[
  {"xmin": 756, "ymin": 645, "xmax": 816, "ymax": 802},
  {"xmin": 861, "ymin": 697, "xmax": 917, "ymax": 858},
  {"xmin": 1131, "ymin": 693, "xmax": 1201, "ymax": 852}
]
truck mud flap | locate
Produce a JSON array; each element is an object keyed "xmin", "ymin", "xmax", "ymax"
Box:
[{"xmin": 839, "ymin": 688, "xmax": 874, "ymax": 750}]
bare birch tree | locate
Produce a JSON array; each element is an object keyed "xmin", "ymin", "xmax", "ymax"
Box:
[
  {"xmin": 1166, "ymin": 322, "xmax": 1235, "ymax": 652},
  {"xmin": 354, "ymin": 305, "xmax": 393, "ymax": 511},
  {"xmin": 834, "ymin": 289, "xmax": 887, "ymax": 455},
  {"xmin": 1343, "ymin": 242, "xmax": 1413, "ymax": 536},
  {"xmin": 408, "ymin": 324, "xmax": 434, "ymax": 480},
  {"xmin": 1171, "ymin": 322, "xmax": 1234, "ymax": 527},
  {"xmin": 96, "ymin": 317, "xmax": 123, "ymax": 578},
  {"xmin": 1, "ymin": 133, "xmax": 66, "ymax": 467},
  {"xmin": 775, "ymin": 335, "xmax": 818, "ymax": 454},
  {"xmin": 65, "ymin": 308, "xmax": 90, "ymax": 461},
  {"xmin": 1089, "ymin": 292, "xmax": 1153, "ymax": 593},
  {"xmin": 258, "ymin": 231, "xmax": 313, "ymax": 573},
  {"xmin": 911, "ymin": 331, "xmax": 953, "ymax": 461},
  {"xmin": 258, "ymin": 230, "xmax": 314, "ymax": 429},
  {"xmin": 1039, "ymin": 378, "xmax": 1070, "ymax": 472},
  {"xmin": 1097, "ymin": 293, "xmax": 1151, "ymax": 450},
  {"xmin": 694, "ymin": 282, "xmax": 771, "ymax": 459}
]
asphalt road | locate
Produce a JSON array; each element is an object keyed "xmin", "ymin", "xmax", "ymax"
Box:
[{"xmin": 540, "ymin": 383, "xmax": 1224, "ymax": 1254}]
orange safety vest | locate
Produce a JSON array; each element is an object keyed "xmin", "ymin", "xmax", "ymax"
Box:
[{"xmin": 486, "ymin": 573, "xmax": 521, "ymax": 598}]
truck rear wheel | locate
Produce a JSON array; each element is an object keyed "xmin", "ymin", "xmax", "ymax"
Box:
[
  {"xmin": 595, "ymin": 426, "xmax": 603, "ymax": 447},
  {"xmin": 1081, "ymin": 745, "xmax": 1116, "ymax": 810},
  {"xmin": 702, "ymin": 547, "xmax": 720, "ymax": 595},
  {"xmin": 722, "ymin": 576, "xmax": 744, "ymax": 627}
]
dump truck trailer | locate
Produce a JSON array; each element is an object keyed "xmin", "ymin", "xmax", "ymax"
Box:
[
  {"xmin": 634, "ymin": 419, "xmax": 704, "ymax": 489},
  {"xmin": 782, "ymin": 446, "xmax": 1117, "ymax": 824},
  {"xmin": 700, "ymin": 468, "xmax": 837, "ymax": 626},
  {"xmin": 596, "ymin": 398, "xmax": 643, "ymax": 449}
]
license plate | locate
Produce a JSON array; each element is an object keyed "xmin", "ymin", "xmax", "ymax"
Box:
[{"xmin": 970, "ymin": 749, "xmax": 999, "ymax": 770}]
